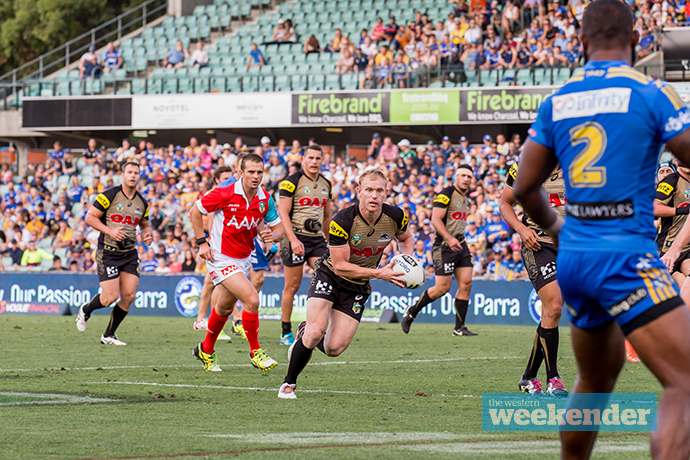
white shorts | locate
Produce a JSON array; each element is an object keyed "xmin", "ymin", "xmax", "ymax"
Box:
[{"xmin": 207, "ymin": 253, "xmax": 251, "ymax": 286}]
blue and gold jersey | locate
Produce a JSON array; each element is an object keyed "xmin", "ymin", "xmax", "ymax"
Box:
[{"xmin": 529, "ymin": 60, "xmax": 690, "ymax": 253}]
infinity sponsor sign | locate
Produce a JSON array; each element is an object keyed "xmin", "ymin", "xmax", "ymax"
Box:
[{"xmin": 482, "ymin": 393, "xmax": 657, "ymax": 431}]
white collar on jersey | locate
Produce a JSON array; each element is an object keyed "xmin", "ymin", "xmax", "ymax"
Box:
[{"xmin": 234, "ymin": 178, "xmax": 266, "ymax": 202}]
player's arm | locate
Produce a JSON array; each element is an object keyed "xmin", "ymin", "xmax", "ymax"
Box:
[
  {"xmin": 278, "ymin": 176, "xmax": 304, "ymax": 255},
  {"xmin": 323, "ymin": 199, "xmax": 332, "ymax": 241},
  {"xmin": 393, "ymin": 207, "xmax": 414, "ymax": 255},
  {"xmin": 191, "ymin": 187, "xmax": 228, "ymax": 262},
  {"xmin": 259, "ymin": 196, "xmax": 284, "ymax": 243},
  {"xmin": 512, "ymin": 139, "xmax": 561, "ymax": 236},
  {"xmin": 85, "ymin": 192, "xmax": 126, "ymax": 241},
  {"xmin": 138, "ymin": 203, "xmax": 153, "ymax": 246},
  {"xmin": 396, "ymin": 229, "xmax": 414, "ymax": 255},
  {"xmin": 500, "ymin": 164, "xmax": 540, "ymax": 250},
  {"xmin": 330, "ymin": 245, "xmax": 405, "ymax": 287},
  {"xmin": 431, "ymin": 206, "xmax": 461, "ymax": 251},
  {"xmin": 653, "ymin": 176, "xmax": 684, "ymax": 218}
]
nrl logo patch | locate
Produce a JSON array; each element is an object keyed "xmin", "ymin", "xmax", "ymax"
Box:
[
  {"xmin": 259, "ymin": 202, "xmax": 266, "ymax": 213},
  {"xmin": 352, "ymin": 234, "xmax": 362, "ymax": 246}
]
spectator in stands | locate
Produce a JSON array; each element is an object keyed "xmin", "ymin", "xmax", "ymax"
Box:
[
  {"xmin": 284, "ymin": 19, "xmax": 297, "ymax": 43},
  {"xmin": 48, "ymin": 256, "xmax": 63, "ymax": 271},
  {"xmin": 164, "ymin": 40, "xmax": 189, "ymax": 69},
  {"xmin": 360, "ymin": 35, "xmax": 377, "ymax": 57},
  {"xmin": 464, "ymin": 18, "xmax": 482, "ymax": 44},
  {"xmin": 383, "ymin": 16, "xmax": 399, "ymax": 44},
  {"xmin": 353, "ymin": 47, "xmax": 369, "ymax": 73},
  {"xmin": 181, "ymin": 249, "xmax": 196, "ymax": 272},
  {"xmin": 392, "ymin": 53, "xmax": 409, "ymax": 88},
  {"xmin": 370, "ymin": 18, "xmax": 385, "ymax": 43},
  {"xmin": 367, "ymin": 132, "xmax": 382, "ymax": 158},
  {"xmin": 190, "ymin": 41, "xmax": 209, "ymax": 68},
  {"xmin": 496, "ymin": 42, "xmax": 516, "ymax": 70},
  {"xmin": 267, "ymin": 154, "xmax": 287, "ymax": 192},
  {"xmin": 83, "ymin": 138, "xmax": 98, "ymax": 165},
  {"xmin": 336, "ymin": 49, "xmax": 354, "ymax": 73},
  {"xmin": 359, "ymin": 65, "xmax": 377, "ymax": 89},
  {"xmin": 61, "ymin": 151, "xmax": 77, "ymax": 176},
  {"xmin": 325, "ymin": 29, "xmax": 344, "ymax": 53},
  {"xmin": 303, "ymin": 34, "xmax": 321, "ymax": 54},
  {"xmin": 102, "ymin": 42, "xmax": 122, "ymax": 74},
  {"xmin": 78, "ymin": 45, "xmax": 101, "ymax": 80},
  {"xmin": 378, "ymin": 137, "xmax": 399, "ymax": 162},
  {"xmin": 246, "ymin": 43, "xmax": 265, "ymax": 69},
  {"xmin": 270, "ymin": 19, "xmax": 290, "ymax": 44},
  {"xmin": 20, "ymin": 240, "xmax": 53, "ymax": 267},
  {"xmin": 515, "ymin": 41, "xmax": 533, "ymax": 68},
  {"xmin": 638, "ymin": 27, "xmax": 655, "ymax": 59},
  {"xmin": 0, "ymin": 240, "xmax": 23, "ymax": 267}
]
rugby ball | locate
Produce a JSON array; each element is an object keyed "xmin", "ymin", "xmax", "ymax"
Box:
[{"xmin": 392, "ymin": 254, "xmax": 426, "ymax": 289}]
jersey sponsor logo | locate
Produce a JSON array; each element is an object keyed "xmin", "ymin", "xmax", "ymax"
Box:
[
  {"xmin": 657, "ymin": 182, "xmax": 674, "ymax": 196},
  {"xmin": 565, "ymin": 199, "xmax": 634, "ymax": 220},
  {"xmin": 298, "ymin": 197, "xmax": 327, "ymax": 207},
  {"xmin": 607, "ymin": 287, "xmax": 648, "ymax": 317},
  {"xmin": 352, "ymin": 234, "xmax": 362, "ymax": 246},
  {"xmin": 110, "ymin": 214, "xmax": 141, "ymax": 226},
  {"xmin": 434, "ymin": 194, "xmax": 450, "ymax": 205},
  {"xmin": 548, "ymin": 193, "xmax": 566, "ymax": 207},
  {"xmin": 551, "ymin": 87, "xmax": 631, "ymax": 121},
  {"xmin": 279, "ymin": 180, "xmax": 296, "ymax": 193},
  {"xmin": 209, "ymin": 270, "xmax": 218, "ymax": 281},
  {"xmin": 329, "ymin": 220, "xmax": 349, "ymax": 239},
  {"xmin": 321, "ymin": 187, "xmax": 329, "ymax": 194},
  {"xmin": 226, "ymin": 215, "xmax": 260, "ymax": 230},
  {"xmin": 174, "ymin": 277, "xmax": 203, "ymax": 318},
  {"xmin": 540, "ymin": 261, "xmax": 557, "ymax": 280},
  {"xmin": 444, "ymin": 262, "xmax": 455, "ymax": 272},
  {"xmin": 664, "ymin": 110, "xmax": 690, "ymax": 132},
  {"xmin": 314, "ymin": 279, "xmax": 333, "ymax": 295},
  {"xmin": 220, "ymin": 265, "xmax": 240, "ymax": 277},
  {"xmin": 351, "ymin": 246, "xmax": 385, "ymax": 257},
  {"xmin": 96, "ymin": 193, "xmax": 110, "ymax": 209},
  {"xmin": 451, "ymin": 211, "xmax": 467, "ymax": 221},
  {"xmin": 106, "ymin": 266, "xmax": 119, "ymax": 277},
  {"xmin": 378, "ymin": 233, "xmax": 391, "ymax": 242},
  {"xmin": 508, "ymin": 164, "xmax": 518, "ymax": 180}
]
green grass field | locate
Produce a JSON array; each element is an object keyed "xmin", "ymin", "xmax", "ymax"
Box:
[{"xmin": 0, "ymin": 315, "xmax": 658, "ymax": 460}]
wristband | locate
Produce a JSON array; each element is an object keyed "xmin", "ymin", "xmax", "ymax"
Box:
[
  {"xmin": 195, "ymin": 237, "xmax": 208, "ymax": 245},
  {"xmin": 676, "ymin": 206, "xmax": 690, "ymax": 216}
]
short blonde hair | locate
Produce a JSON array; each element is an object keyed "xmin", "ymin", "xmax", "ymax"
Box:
[{"xmin": 358, "ymin": 168, "xmax": 388, "ymax": 188}]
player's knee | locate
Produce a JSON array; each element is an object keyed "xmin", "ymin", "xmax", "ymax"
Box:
[
  {"xmin": 120, "ymin": 291, "xmax": 136, "ymax": 307},
  {"xmin": 542, "ymin": 301, "xmax": 562, "ymax": 323},
  {"xmin": 283, "ymin": 279, "xmax": 301, "ymax": 294},
  {"xmin": 303, "ymin": 328, "xmax": 325, "ymax": 348},
  {"xmin": 99, "ymin": 293, "xmax": 119, "ymax": 306},
  {"xmin": 458, "ymin": 278, "xmax": 472, "ymax": 292},
  {"xmin": 243, "ymin": 293, "xmax": 260, "ymax": 312},
  {"xmin": 325, "ymin": 343, "xmax": 347, "ymax": 357}
]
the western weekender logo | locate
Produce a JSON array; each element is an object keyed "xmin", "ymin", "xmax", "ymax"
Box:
[
  {"xmin": 390, "ymin": 90, "xmax": 460, "ymax": 123},
  {"xmin": 482, "ymin": 393, "xmax": 657, "ymax": 431},
  {"xmin": 462, "ymin": 88, "xmax": 557, "ymax": 122},
  {"xmin": 292, "ymin": 92, "xmax": 390, "ymax": 125},
  {"xmin": 552, "ymin": 87, "xmax": 631, "ymax": 121}
]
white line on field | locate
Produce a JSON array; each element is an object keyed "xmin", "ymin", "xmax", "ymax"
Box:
[
  {"xmin": 86, "ymin": 381, "xmax": 476, "ymax": 398},
  {"xmin": 0, "ymin": 391, "xmax": 116, "ymax": 406},
  {"xmin": 400, "ymin": 440, "xmax": 648, "ymax": 454},
  {"xmin": 0, "ymin": 355, "xmax": 524, "ymax": 373},
  {"xmin": 197, "ymin": 432, "xmax": 506, "ymax": 444}
]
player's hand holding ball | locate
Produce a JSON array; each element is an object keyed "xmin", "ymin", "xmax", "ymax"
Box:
[
  {"xmin": 392, "ymin": 254, "xmax": 426, "ymax": 289},
  {"xmin": 377, "ymin": 259, "xmax": 407, "ymax": 288}
]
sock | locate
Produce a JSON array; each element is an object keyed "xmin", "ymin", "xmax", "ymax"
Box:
[
  {"xmin": 408, "ymin": 289, "xmax": 433, "ymax": 317},
  {"xmin": 454, "ymin": 299, "xmax": 469, "ymax": 329},
  {"xmin": 282, "ymin": 321, "xmax": 292, "ymax": 336},
  {"xmin": 523, "ymin": 325, "xmax": 544, "ymax": 380},
  {"xmin": 103, "ymin": 305, "xmax": 128, "ymax": 337},
  {"xmin": 242, "ymin": 310, "xmax": 261, "ymax": 353},
  {"xmin": 540, "ymin": 326, "xmax": 560, "ymax": 380},
  {"xmin": 202, "ymin": 308, "xmax": 229, "ymax": 354},
  {"xmin": 83, "ymin": 294, "xmax": 107, "ymax": 317},
  {"xmin": 284, "ymin": 338, "xmax": 314, "ymax": 385},
  {"xmin": 315, "ymin": 337, "xmax": 326, "ymax": 354}
]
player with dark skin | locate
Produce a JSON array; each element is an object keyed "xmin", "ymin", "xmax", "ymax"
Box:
[{"xmin": 514, "ymin": 1, "xmax": 690, "ymax": 456}]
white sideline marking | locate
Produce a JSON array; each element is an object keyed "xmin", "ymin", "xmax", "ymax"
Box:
[
  {"xmin": 400, "ymin": 440, "xmax": 647, "ymax": 454},
  {"xmin": 199, "ymin": 432, "xmax": 508, "ymax": 444},
  {"xmin": 0, "ymin": 391, "xmax": 116, "ymax": 406},
  {"xmin": 0, "ymin": 355, "xmax": 524, "ymax": 373},
  {"xmin": 86, "ymin": 381, "xmax": 476, "ymax": 398}
]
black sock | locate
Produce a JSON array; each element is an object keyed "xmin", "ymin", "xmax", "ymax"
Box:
[
  {"xmin": 284, "ymin": 338, "xmax": 313, "ymax": 385},
  {"xmin": 454, "ymin": 299, "xmax": 469, "ymax": 329},
  {"xmin": 408, "ymin": 289, "xmax": 433, "ymax": 317},
  {"xmin": 315, "ymin": 337, "xmax": 325, "ymax": 354},
  {"xmin": 540, "ymin": 326, "xmax": 560, "ymax": 380},
  {"xmin": 523, "ymin": 324, "xmax": 544, "ymax": 380},
  {"xmin": 104, "ymin": 305, "xmax": 128, "ymax": 337},
  {"xmin": 82, "ymin": 294, "xmax": 106, "ymax": 317},
  {"xmin": 282, "ymin": 321, "xmax": 292, "ymax": 336}
]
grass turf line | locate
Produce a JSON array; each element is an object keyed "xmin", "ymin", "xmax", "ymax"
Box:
[{"xmin": 0, "ymin": 316, "xmax": 661, "ymax": 460}]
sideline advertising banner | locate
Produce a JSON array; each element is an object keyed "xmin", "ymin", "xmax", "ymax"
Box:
[
  {"xmin": 131, "ymin": 92, "xmax": 292, "ymax": 129},
  {"xmin": 0, "ymin": 274, "xmax": 567, "ymax": 327},
  {"xmin": 460, "ymin": 87, "xmax": 557, "ymax": 123},
  {"xmin": 389, "ymin": 90, "xmax": 460, "ymax": 124},
  {"xmin": 291, "ymin": 91, "xmax": 390, "ymax": 125}
]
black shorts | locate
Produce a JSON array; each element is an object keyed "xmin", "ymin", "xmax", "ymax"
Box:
[
  {"xmin": 521, "ymin": 242, "xmax": 557, "ymax": 292},
  {"xmin": 96, "ymin": 249, "xmax": 139, "ymax": 283},
  {"xmin": 280, "ymin": 234, "xmax": 328, "ymax": 267},
  {"xmin": 661, "ymin": 248, "xmax": 690, "ymax": 274},
  {"xmin": 432, "ymin": 242, "xmax": 472, "ymax": 276},
  {"xmin": 307, "ymin": 263, "xmax": 371, "ymax": 322}
]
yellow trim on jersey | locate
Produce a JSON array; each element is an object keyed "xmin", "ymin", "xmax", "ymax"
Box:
[
  {"xmin": 660, "ymin": 85, "xmax": 686, "ymax": 111},
  {"xmin": 95, "ymin": 193, "xmax": 110, "ymax": 210},
  {"xmin": 433, "ymin": 194, "xmax": 450, "ymax": 205},
  {"xmin": 329, "ymin": 220, "xmax": 349, "ymax": 239},
  {"xmin": 605, "ymin": 67, "xmax": 651, "ymax": 85},
  {"xmin": 508, "ymin": 163, "xmax": 518, "ymax": 180},
  {"xmin": 144, "ymin": 206, "xmax": 150, "ymax": 218},
  {"xmin": 656, "ymin": 182, "xmax": 674, "ymax": 196},
  {"xmin": 638, "ymin": 268, "xmax": 677, "ymax": 304},
  {"xmin": 565, "ymin": 69, "xmax": 585, "ymax": 84},
  {"xmin": 401, "ymin": 212, "xmax": 408, "ymax": 230},
  {"xmin": 279, "ymin": 180, "xmax": 296, "ymax": 193}
]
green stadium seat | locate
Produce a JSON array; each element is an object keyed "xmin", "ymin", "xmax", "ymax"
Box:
[
  {"xmin": 259, "ymin": 76, "xmax": 274, "ymax": 91},
  {"xmin": 148, "ymin": 79, "xmax": 163, "ymax": 94},
  {"xmin": 211, "ymin": 76, "xmax": 226, "ymax": 92},
  {"xmin": 274, "ymin": 75, "xmax": 291, "ymax": 91},
  {"xmin": 194, "ymin": 77, "xmax": 210, "ymax": 92},
  {"xmin": 227, "ymin": 76, "xmax": 242, "ymax": 92},
  {"xmin": 70, "ymin": 81, "xmax": 84, "ymax": 95},
  {"xmin": 131, "ymin": 79, "xmax": 146, "ymax": 94},
  {"xmin": 193, "ymin": 5, "xmax": 206, "ymax": 16}
]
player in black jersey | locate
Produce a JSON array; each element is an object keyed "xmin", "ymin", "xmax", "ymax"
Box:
[
  {"xmin": 75, "ymin": 162, "xmax": 153, "ymax": 345},
  {"xmin": 278, "ymin": 145, "xmax": 332, "ymax": 345},
  {"xmin": 401, "ymin": 165, "xmax": 477, "ymax": 336},
  {"xmin": 278, "ymin": 169, "xmax": 414, "ymax": 399}
]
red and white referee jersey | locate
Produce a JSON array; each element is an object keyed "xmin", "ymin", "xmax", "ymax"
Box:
[{"xmin": 196, "ymin": 179, "xmax": 280, "ymax": 259}]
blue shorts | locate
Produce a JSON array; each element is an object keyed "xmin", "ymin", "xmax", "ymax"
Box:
[
  {"xmin": 250, "ymin": 238, "xmax": 269, "ymax": 271},
  {"xmin": 557, "ymin": 250, "xmax": 683, "ymax": 335}
]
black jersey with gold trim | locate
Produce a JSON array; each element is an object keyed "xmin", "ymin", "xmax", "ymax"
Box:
[
  {"xmin": 432, "ymin": 185, "xmax": 470, "ymax": 246},
  {"xmin": 655, "ymin": 171, "xmax": 690, "ymax": 253},
  {"xmin": 279, "ymin": 170, "xmax": 332, "ymax": 237},
  {"xmin": 323, "ymin": 203, "xmax": 408, "ymax": 285},
  {"xmin": 93, "ymin": 186, "xmax": 149, "ymax": 252}
]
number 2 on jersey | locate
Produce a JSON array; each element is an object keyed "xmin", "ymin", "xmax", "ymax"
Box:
[{"xmin": 568, "ymin": 121, "xmax": 607, "ymax": 188}]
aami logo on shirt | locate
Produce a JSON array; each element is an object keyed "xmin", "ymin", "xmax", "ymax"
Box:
[
  {"xmin": 226, "ymin": 215, "xmax": 260, "ymax": 230},
  {"xmin": 551, "ymin": 87, "xmax": 631, "ymax": 121}
]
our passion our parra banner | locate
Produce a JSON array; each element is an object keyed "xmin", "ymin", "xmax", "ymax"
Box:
[{"xmin": 461, "ymin": 87, "xmax": 558, "ymax": 123}]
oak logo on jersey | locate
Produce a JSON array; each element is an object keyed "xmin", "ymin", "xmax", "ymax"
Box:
[
  {"xmin": 110, "ymin": 214, "xmax": 141, "ymax": 226},
  {"xmin": 96, "ymin": 194, "xmax": 110, "ymax": 209},
  {"xmin": 351, "ymin": 246, "xmax": 385, "ymax": 257},
  {"xmin": 451, "ymin": 211, "xmax": 468, "ymax": 221},
  {"xmin": 298, "ymin": 197, "xmax": 327, "ymax": 207},
  {"xmin": 279, "ymin": 180, "xmax": 296, "ymax": 193},
  {"xmin": 329, "ymin": 221, "xmax": 348, "ymax": 239},
  {"xmin": 657, "ymin": 183, "xmax": 674, "ymax": 196}
]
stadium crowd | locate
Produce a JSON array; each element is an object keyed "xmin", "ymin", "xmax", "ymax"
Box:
[{"xmin": 0, "ymin": 131, "xmax": 531, "ymax": 279}]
